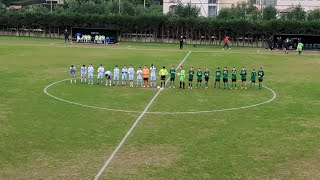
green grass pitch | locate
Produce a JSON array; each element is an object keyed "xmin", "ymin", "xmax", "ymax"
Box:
[{"xmin": 0, "ymin": 36, "xmax": 319, "ymax": 179}]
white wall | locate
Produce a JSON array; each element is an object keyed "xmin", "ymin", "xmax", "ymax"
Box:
[{"xmin": 276, "ymin": 0, "xmax": 320, "ymax": 11}]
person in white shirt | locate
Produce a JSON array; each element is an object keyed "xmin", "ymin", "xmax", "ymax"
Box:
[
  {"xmin": 97, "ymin": 64, "xmax": 104, "ymax": 85},
  {"xmin": 150, "ymin": 64, "xmax": 156, "ymax": 87},
  {"xmin": 80, "ymin": 65, "xmax": 87, "ymax": 83},
  {"xmin": 136, "ymin": 67, "xmax": 143, "ymax": 87},
  {"xmin": 105, "ymin": 70, "xmax": 112, "ymax": 86},
  {"xmin": 127, "ymin": 65, "xmax": 135, "ymax": 87},
  {"xmin": 121, "ymin": 65, "xmax": 128, "ymax": 86},
  {"xmin": 87, "ymin": 64, "xmax": 94, "ymax": 84},
  {"xmin": 113, "ymin": 65, "xmax": 120, "ymax": 86}
]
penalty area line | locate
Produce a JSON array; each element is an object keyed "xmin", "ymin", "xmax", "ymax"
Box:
[{"xmin": 93, "ymin": 50, "xmax": 192, "ymax": 180}]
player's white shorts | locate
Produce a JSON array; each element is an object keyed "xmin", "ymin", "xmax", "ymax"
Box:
[
  {"xmin": 122, "ymin": 74, "xmax": 127, "ymax": 80},
  {"xmin": 150, "ymin": 75, "xmax": 156, "ymax": 81},
  {"xmin": 97, "ymin": 73, "xmax": 104, "ymax": 79},
  {"xmin": 114, "ymin": 75, "xmax": 119, "ymax": 80},
  {"xmin": 81, "ymin": 73, "xmax": 87, "ymax": 77},
  {"xmin": 88, "ymin": 73, "xmax": 93, "ymax": 78},
  {"xmin": 70, "ymin": 73, "xmax": 76, "ymax": 77},
  {"xmin": 137, "ymin": 76, "xmax": 142, "ymax": 81},
  {"xmin": 129, "ymin": 75, "xmax": 134, "ymax": 81}
]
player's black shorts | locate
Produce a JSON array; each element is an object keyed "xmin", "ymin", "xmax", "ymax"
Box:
[
  {"xmin": 259, "ymin": 79, "xmax": 263, "ymax": 82},
  {"xmin": 189, "ymin": 79, "xmax": 193, "ymax": 82},
  {"xmin": 205, "ymin": 77, "xmax": 209, "ymax": 81},
  {"xmin": 215, "ymin": 79, "xmax": 220, "ymax": 82},
  {"xmin": 232, "ymin": 79, "xmax": 236, "ymax": 82},
  {"xmin": 170, "ymin": 78, "xmax": 175, "ymax": 81},
  {"xmin": 251, "ymin": 80, "xmax": 256, "ymax": 83},
  {"xmin": 143, "ymin": 78, "xmax": 148, "ymax": 81},
  {"xmin": 223, "ymin": 78, "xmax": 228, "ymax": 82},
  {"xmin": 161, "ymin": 75, "xmax": 166, "ymax": 80},
  {"xmin": 105, "ymin": 75, "xmax": 111, "ymax": 79},
  {"xmin": 242, "ymin": 79, "xmax": 246, "ymax": 82},
  {"xmin": 197, "ymin": 79, "xmax": 202, "ymax": 82}
]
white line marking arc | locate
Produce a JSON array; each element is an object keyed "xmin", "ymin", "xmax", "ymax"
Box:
[{"xmin": 93, "ymin": 50, "xmax": 192, "ymax": 179}]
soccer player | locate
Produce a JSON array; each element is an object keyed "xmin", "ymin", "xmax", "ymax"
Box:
[
  {"xmin": 250, "ymin": 69, "xmax": 257, "ymax": 88},
  {"xmin": 64, "ymin": 30, "xmax": 69, "ymax": 43},
  {"xmin": 258, "ymin": 67, "xmax": 265, "ymax": 89},
  {"xmin": 150, "ymin": 64, "xmax": 157, "ymax": 87},
  {"xmin": 179, "ymin": 66, "xmax": 185, "ymax": 89},
  {"xmin": 121, "ymin": 65, "xmax": 128, "ymax": 86},
  {"xmin": 159, "ymin": 66, "xmax": 168, "ymax": 88},
  {"xmin": 87, "ymin": 64, "xmax": 94, "ymax": 84},
  {"xmin": 105, "ymin": 70, "xmax": 112, "ymax": 86},
  {"xmin": 136, "ymin": 67, "xmax": 143, "ymax": 87},
  {"xmin": 231, "ymin": 67, "xmax": 237, "ymax": 89},
  {"xmin": 179, "ymin": 36, "xmax": 184, "ymax": 50},
  {"xmin": 97, "ymin": 64, "xmax": 104, "ymax": 85},
  {"xmin": 70, "ymin": 65, "xmax": 76, "ymax": 83},
  {"xmin": 196, "ymin": 68, "xmax": 202, "ymax": 88},
  {"xmin": 214, "ymin": 67, "xmax": 221, "ymax": 88},
  {"xmin": 169, "ymin": 66, "xmax": 176, "ymax": 88},
  {"xmin": 142, "ymin": 65, "xmax": 149, "ymax": 87},
  {"xmin": 113, "ymin": 65, "xmax": 120, "ymax": 86},
  {"xmin": 222, "ymin": 36, "xmax": 231, "ymax": 50},
  {"xmin": 128, "ymin": 65, "xmax": 135, "ymax": 87},
  {"xmin": 188, "ymin": 67, "xmax": 194, "ymax": 89},
  {"xmin": 223, "ymin": 67, "xmax": 229, "ymax": 89},
  {"xmin": 240, "ymin": 67, "xmax": 247, "ymax": 89},
  {"xmin": 204, "ymin": 68, "xmax": 210, "ymax": 89},
  {"xmin": 297, "ymin": 41, "xmax": 303, "ymax": 55},
  {"xmin": 80, "ymin": 65, "xmax": 87, "ymax": 83}
]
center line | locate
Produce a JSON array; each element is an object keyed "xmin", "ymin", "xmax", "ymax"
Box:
[{"xmin": 94, "ymin": 50, "xmax": 192, "ymax": 180}]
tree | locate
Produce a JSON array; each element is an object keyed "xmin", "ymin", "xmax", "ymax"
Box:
[
  {"xmin": 170, "ymin": 3, "xmax": 200, "ymax": 18},
  {"xmin": 282, "ymin": 5, "xmax": 306, "ymax": 21},
  {"xmin": 217, "ymin": 2, "xmax": 260, "ymax": 20},
  {"xmin": 262, "ymin": 5, "xmax": 277, "ymax": 20},
  {"xmin": 307, "ymin": 8, "xmax": 320, "ymax": 21}
]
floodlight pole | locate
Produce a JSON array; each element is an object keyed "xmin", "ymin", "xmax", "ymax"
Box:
[
  {"xmin": 119, "ymin": 0, "xmax": 121, "ymax": 14},
  {"xmin": 50, "ymin": 0, "xmax": 53, "ymax": 12},
  {"xmin": 144, "ymin": 0, "xmax": 145, "ymax": 8}
]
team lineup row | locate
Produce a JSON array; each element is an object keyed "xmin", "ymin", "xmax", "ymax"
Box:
[{"xmin": 69, "ymin": 64, "xmax": 265, "ymax": 89}]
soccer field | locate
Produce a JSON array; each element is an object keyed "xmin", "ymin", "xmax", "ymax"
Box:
[{"xmin": 0, "ymin": 37, "xmax": 319, "ymax": 179}]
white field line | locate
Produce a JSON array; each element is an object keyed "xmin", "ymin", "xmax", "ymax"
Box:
[{"xmin": 93, "ymin": 51, "xmax": 192, "ymax": 180}]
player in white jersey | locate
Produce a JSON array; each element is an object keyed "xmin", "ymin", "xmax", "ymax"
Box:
[
  {"xmin": 105, "ymin": 70, "xmax": 112, "ymax": 86},
  {"xmin": 87, "ymin": 64, "xmax": 94, "ymax": 84},
  {"xmin": 136, "ymin": 67, "xmax": 143, "ymax": 87},
  {"xmin": 97, "ymin": 64, "xmax": 104, "ymax": 85},
  {"xmin": 80, "ymin": 65, "xmax": 87, "ymax": 83},
  {"xmin": 121, "ymin": 65, "xmax": 128, "ymax": 86},
  {"xmin": 113, "ymin": 65, "xmax": 120, "ymax": 86},
  {"xmin": 70, "ymin": 65, "xmax": 76, "ymax": 83},
  {"xmin": 150, "ymin": 64, "xmax": 156, "ymax": 87},
  {"xmin": 127, "ymin": 65, "xmax": 135, "ymax": 87}
]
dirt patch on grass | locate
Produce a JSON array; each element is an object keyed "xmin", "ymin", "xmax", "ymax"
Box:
[
  {"xmin": 0, "ymin": 148, "xmax": 111, "ymax": 179},
  {"xmin": 252, "ymin": 149, "xmax": 320, "ymax": 180},
  {"xmin": 105, "ymin": 145, "xmax": 180, "ymax": 179}
]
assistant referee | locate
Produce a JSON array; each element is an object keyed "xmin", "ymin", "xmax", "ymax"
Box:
[{"xmin": 159, "ymin": 66, "xmax": 168, "ymax": 88}]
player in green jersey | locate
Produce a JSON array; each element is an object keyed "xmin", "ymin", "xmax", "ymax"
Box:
[
  {"xmin": 223, "ymin": 67, "xmax": 229, "ymax": 89},
  {"xmin": 250, "ymin": 69, "xmax": 257, "ymax": 88},
  {"xmin": 297, "ymin": 41, "xmax": 303, "ymax": 55},
  {"xmin": 231, "ymin": 67, "xmax": 237, "ymax": 89},
  {"xmin": 214, "ymin": 67, "xmax": 221, "ymax": 88},
  {"xmin": 179, "ymin": 66, "xmax": 186, "ymax": 89},
  {"xmin": 188, "ymin": 67, "xmax": 194, "ymax": 89},
  {"xmin": 258, "ymin": 67, "xmax": 264, "ymax": 89},
  {"xmin": 169, "ymin": 66, "xmax": 176, "ymax": 88},
  {"xmin": 204, "ymin": 68, "xmax": 210, "ymax": 89},
  {"xmin": 240, "ymin": 67, "xmax": 247, "ymax": 89},
  {"xmin": 196, "ymin": 68, "xmax": 202, "ymax": 88}
]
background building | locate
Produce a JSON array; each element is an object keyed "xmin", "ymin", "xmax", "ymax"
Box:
[{"xmin": 163, "ymin": 0, "xmax": 320, "ymax": 17}]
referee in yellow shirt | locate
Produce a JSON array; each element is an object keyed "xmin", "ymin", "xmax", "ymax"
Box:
[{"xmin": 159, "ymin": 66, "xmax": 168, "ymax": 88}]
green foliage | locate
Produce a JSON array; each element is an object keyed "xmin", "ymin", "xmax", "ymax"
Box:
[
  {"xmin": 217, "ymin": 2, "xmax": 260, "ymax": 20},
  {"xmin": 262, "ymin": 5, "xmax": 277, "ymax": 20},
  {"xmin": 170, "ymin": 3, "xmax": 200, "ymax": 18},
  {"xmin": 282, "ymin": 5, "xmax": 306, "ymax": 21},
  {"xmin": 307, "ymin": 8, "xmax": 320, "ymax": 21}
]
